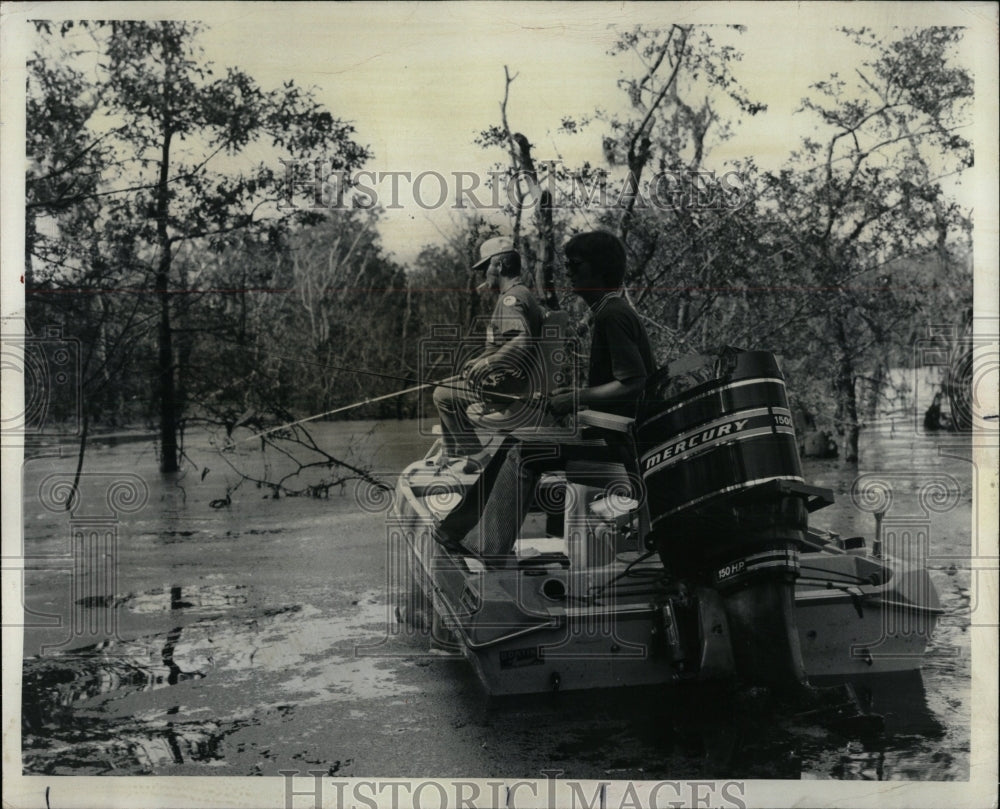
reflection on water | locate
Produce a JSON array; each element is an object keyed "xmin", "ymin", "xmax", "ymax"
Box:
[
  {"xmin": 20, "ymin": 421, "xmax": 972, "ymax": 778},
  {"xmin": 24, "ymin": 715, "xmax": 242, "ymax": 775},
  {"xmin": 21, "ymin": 578, "xmax": 399, "ymax": 775},
  {"xmin": 476, "ymin": 675, "xmax": 936, "ymax": 780},
  {"xmin": 22, "ymin": 625, "xmax": 211, "ymax": 735},
  {"xmin": 798, "ymin": 671, "xmax": 948, "ymax": 779},
  {"xmin": 23, "ymin": 584, "xmax": 254, "ymax": 773},
  {"xmin": 22, "ymin": 617, "xmax": 219, "ymax": 774},
  {"xmin": 75, "ymin": 584, "xmax": 249, "ymax": 614}
]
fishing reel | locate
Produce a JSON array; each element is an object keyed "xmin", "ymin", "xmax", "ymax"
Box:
[{"xmin": 465, "ymin": 358, "xmax": 528, "ymax": 407}]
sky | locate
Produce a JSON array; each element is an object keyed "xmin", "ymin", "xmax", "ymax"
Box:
[
  {"xmin": 181, "ymin": 1, "xmax": 984, "ymax": 262},
  {"xmin": 1, "ymin": 1, "xmax": 993, "ymax": 267},
  {"xmin": 5, "ymin": 0, "xmax": 988, "ymax": 265}
]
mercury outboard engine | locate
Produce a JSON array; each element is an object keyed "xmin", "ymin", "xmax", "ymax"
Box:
[{"xmin": 636, "ymin": 348, "xmax": 821, "ymax": 693}]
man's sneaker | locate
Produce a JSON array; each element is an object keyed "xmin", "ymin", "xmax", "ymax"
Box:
[{"xmin": 460, "ymin": 447, "xmax": 492, "ymax": 475}]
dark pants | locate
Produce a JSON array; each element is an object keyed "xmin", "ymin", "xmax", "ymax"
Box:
[{"xmin": 439, "ymin": 435, "xmax": 636, "ymax": 559}]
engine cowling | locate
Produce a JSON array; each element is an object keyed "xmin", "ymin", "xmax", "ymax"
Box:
[{"xmin": 636, "ymin": 348, "xmax": 811, "ymax": 691}]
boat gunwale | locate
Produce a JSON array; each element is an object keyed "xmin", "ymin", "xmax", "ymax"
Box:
[{"xmin": 394, "ymin": 461, "xmax": 944, "ymax": 623}]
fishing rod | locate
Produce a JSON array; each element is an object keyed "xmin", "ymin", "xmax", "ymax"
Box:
[
  {"xmin": 232, "ymin": 377, "xmax": 456, "ymax": 446},
  {"xmin": 243, "ymin": 352, "xmax": 530, "ymax": 402},
  {"xmin": 317, "ymin": 360, "xmax": 538, "ymax": 407},
  {"xmin": 232, "ymin": 363, "xmax": 537, "ymax": 447}
]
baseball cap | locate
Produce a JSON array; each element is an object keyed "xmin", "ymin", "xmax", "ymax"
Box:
[{"xmin": 472, "ymin": 236, "xmax": 516, "ymax": 271}]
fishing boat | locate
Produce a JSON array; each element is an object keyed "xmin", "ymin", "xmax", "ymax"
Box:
[{"xmin": 390, "ymin": 349, "xmax": 943, "ymax": 696}]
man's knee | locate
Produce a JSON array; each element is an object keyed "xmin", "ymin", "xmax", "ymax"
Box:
[{"xmin": 433, "ymin": 384, "xmax": 454, "ymax": 410}]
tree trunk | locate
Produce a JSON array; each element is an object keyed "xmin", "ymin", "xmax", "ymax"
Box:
[
  {"xmin": 156, "ymin": 267, "xmax": 178, "ymax": 472},
  {"xmin": 465, "ymin": 263, "xmax": 480, "ymax": 331},
  {"xmin": 67, "ymin": 407, "xmax": 90, "ymax": 511},
  {"xmin": 534, "ymin": 187, "xmax": 557, "ymax": 309},
  {"xmin": 175, "ymin": 333, "xmax": 192, "ymax": 452},
  {"xmin": 155, "ymin": 122, "xmax": 178, "ymax": 473},
  {"xmin": 498, "ymin": 69, "xmax": 558, "ymax": 308},
  {"xmin": 619, "ymin": 135, "xmax": 650, "ymax": 248},
  {"xmin": 945, "ymin": 307, "xmax": 974, "ymax": 431},
  {"xmin": 834, "ymin": 321, "xmax": 859, "ymax": 463},
  {"xmin": 867, "ymin": 363, "xmax": 885, "ymax": 420},
  {"xmin": 511, "ymin": 133, "xmax": 558, "ymax": 309}
]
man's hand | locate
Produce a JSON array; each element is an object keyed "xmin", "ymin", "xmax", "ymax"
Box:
[
  {"xmin": 547, "ymin": 386, "xmax": 578, "ymax": 417},
  {"xmin": 460, "ymin": 354, "xmax": 488, "ymax": 380},
  {"xmin": 465, "ymin": 355, "xmax": 493, "ymax": 386}
]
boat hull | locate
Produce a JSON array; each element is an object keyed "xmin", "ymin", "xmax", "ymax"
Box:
[
  {"xmin": 391, "ymin": 460, "xmax": 943, "ymax": 695},
  {"xmin": 796, "ymin": 554, "xmax": 942, "ymax": 676}
]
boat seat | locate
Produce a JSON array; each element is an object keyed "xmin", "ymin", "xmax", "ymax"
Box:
[{"xmin": 559, "ymin": 409, "xmax": 649, "ymax": 556}]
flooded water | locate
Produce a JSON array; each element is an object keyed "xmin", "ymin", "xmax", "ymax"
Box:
[{"xmin": 18, "ymin": 419, "xmax": 974, "ymax": 779}]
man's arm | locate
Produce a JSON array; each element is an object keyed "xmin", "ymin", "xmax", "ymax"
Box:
[
  {"xmin": 466, "ymin": 303, "xmax": 532, "ymax": 375},
  {"xmin": 549, "ymin": 307, "xmax": 651, "ymax": 415},
  {"xmin": 579, "ymin": 377, "xmax": 645, "ymax": 408},
  {"xmin": 548, "ymin": 377, "xmax": 646, "ymax": 416}
]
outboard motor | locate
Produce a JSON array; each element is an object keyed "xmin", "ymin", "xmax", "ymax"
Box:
[{"xmin": 636, "ymin": 348, "xmax": 813, "ymax": 693}]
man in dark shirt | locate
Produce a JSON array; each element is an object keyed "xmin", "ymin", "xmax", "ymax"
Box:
[{"xmin": 548, "ymin": 231, "xmax": 655, "ymax": 418}]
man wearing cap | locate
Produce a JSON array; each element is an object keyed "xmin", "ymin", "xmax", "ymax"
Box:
[{"xmin": 432, "ymin": 236, "xmax": 545, "ymax": 472}]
